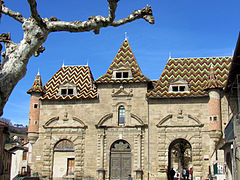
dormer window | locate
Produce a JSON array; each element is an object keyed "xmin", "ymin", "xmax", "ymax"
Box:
[
  {"xmin": 169, "ymin": 78, "xmax": 189, "ymax": 93},
  {"xmin": 115, "ymin": 72, "xmax": 129, "ymax": 79},
  {"xmin": 112, "ymin": 66, "xmax": 132, "ymax": 79},
  {"xmin": 58, "ymin": 82, "xmax": 77, "ymax": 95},
  {"xmin": 172, "ymin": 86, "xmax": 186, "ymax": 92},
  {"xmin": 61, "ymin": 88, "xmax": 73, "ymax": 95}
]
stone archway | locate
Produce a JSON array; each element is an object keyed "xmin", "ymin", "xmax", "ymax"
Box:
[
  {"xmin": 52, "ymin": 139, "xmax": 75, "ymax": 179},
  {"xmin": 168, "ymin": 138, "xmax": 192, "ymax": 177},
  {"xmin": 110, "ymin": 140, "xmax": 131, "ymax": 180}
]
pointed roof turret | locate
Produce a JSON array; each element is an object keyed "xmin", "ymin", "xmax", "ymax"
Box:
[
  {"xmin": 203, "ymin": 63, "xmax": 222, "ymax": 90},
  {"xmin": 27, "ymin": 72, "xmax": 45, "ymax": 94},
  {"xmin": 95, "ymin": 39, "xmax": 150, "ymax": 83}
]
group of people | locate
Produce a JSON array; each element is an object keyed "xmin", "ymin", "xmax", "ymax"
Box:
[{"xmin": 169, "ymin": 167, "xmax": 193, "ymax": 180}]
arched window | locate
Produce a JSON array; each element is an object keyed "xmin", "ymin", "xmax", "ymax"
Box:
[{"xmin": 118, "ymin": 106, "xmax": 125, "ymax": 125}]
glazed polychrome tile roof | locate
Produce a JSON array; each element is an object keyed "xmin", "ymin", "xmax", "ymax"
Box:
[
  {"xmin": 95, "ymin": 39, "xmax": 150, "ymax": 83},
  {"xmin": 27, "ymin": 73, "xmax": 45, "ymax": 94},
  {"xmin": 203, "ymin": 64, "xmax": 222, "ymax": 90},
  {"xmin": 147, "ymin": 57, "xmax": 232, "ymax": 98},
  {"xmin": 40, "ymin": 65, "xmax": 97, "ymax": 100}
]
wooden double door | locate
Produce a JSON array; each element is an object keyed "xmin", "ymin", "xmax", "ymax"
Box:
[{"xmin": 110, "ymin": 140, "xmax": 131, "ymax": 180}]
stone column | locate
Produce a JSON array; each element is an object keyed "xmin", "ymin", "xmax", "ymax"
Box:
[
  {"xmin": 158, "ymin": 128, "xmax": 168, "ymax": 179},
  {"xmin": 191, "ymin": 133, "xmax": 203, "ymax": 179},
  {"xmin": 98, "ymin": 133, "xmax": 106, "ymax": 180},
  {"xmin": 42, "ymin": 135, "xmax": 53, "ymax": 179},
  {"xmin": 138, "ymin": 133, "xmax": 142, "ymax": 169},
  {"xmin": 75, "ymin": 138, "xmax": 84, "ymax": 178},
  {"xmin": 135, "ymin": 133, "xmax": 143, "ymax": 180}
]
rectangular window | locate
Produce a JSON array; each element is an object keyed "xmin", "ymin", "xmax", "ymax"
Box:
[
  {"xmin": 179, "ymin": 86, "xmax": 185, "ymax": 91},
  {"xmin": 123, "ymin": 72, "xmax": 129, "ymax": 78},
  {"xmin": 118, "ymin": 106, "xmax": 125, "ymax": 125},
  {"xmin": 61, "ymin": 89, "xmax": 67, "ymax": 95},
  {"xmin": 67, "ymin": 158, "xmax": 75, "ymax": 176},
  {"xmin": 34, "ymin": 104, "xmax": 38, "ymax": 108},
  {"xmin": 21, "ymin": 167, "xmax": 27, "ymax": 176},
  {"xmin": 214, "ymin": 116, "xmax": 217, "ymax": 121},
  {"xmin": 22, "ymin": 151, "xmax": 27, "ymax": 160},
  {"xmin": 116, "ymin": 72, "xmax": 122, "ymax": 78},
  {"xmin": 172, "ymin": 86, "xmax": 178, "ymax": 92},
  {"xmin": 68, "ymin": 89, "xmax": 73, "ymax": 95}
]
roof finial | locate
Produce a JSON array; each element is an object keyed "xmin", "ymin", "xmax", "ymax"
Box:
[
  {"xmin": 37, "ymin": 68, "xmax": 40, "ymax": 75},
  {"xmin": 169, "ymin": 52, "xmax": 171, "ymax": 59},
  {"xmin": 86, "ymin": 60, "xmax": 88, "ymax": 66},
  {"xmin": 125, "ymin": 32, "xmax": 128, "ymax": 40},
  {"xmin": 62, "ymin": 60, "xmax": 65, "ymax": 67},
  {"xmin": 210, "ymin": 62, "xmax": 214, "ymax": 69}
]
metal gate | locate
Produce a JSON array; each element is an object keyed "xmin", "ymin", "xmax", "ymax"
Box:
[{"xmin": 110, "ymin": 140, "xmax": 131, "ymax": 180}]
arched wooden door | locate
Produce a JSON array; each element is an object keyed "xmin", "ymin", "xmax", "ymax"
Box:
[{"xmin": 110, "ymin": 140, "xmax": 131, "ymax": 180}]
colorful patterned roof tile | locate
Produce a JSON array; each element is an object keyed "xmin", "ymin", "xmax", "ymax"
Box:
[
  {"xmin": 95, "ymin": 39, "xmax": 150, "ymax": 83},
  {"xmin": 203, "ymin": 64, "xmax": 222, "ymax": 90},
  {"xmin": 40, "ymin": 65, "xmax": 97, "ymax": 100},
  {"xmin": 27, "ymin": 73, "xmax": 45, "ymax": 94},
  {"xmin": 147, "ymin": 57, "xmax": 232, "ymax": 98}
]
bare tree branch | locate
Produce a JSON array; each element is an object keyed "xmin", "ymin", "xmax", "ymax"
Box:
[
  {"xmin": 0, "ymin": 0, "xmax": 2, "ymax": 21},
  {"xmin": 27, "ymin": 0, "xmax": 45, "ymax": 27},
  {"xmin": 1, "ymin": 3, "xmax": 25, "ymax": 23},
  {"xmin": 107, "ymin": 0, "xmax": 119, "ymax": 22},
  {"xmin": 111, "ymin": 5, "xmax": 154, "ymax": 27},
  {"xmin": 0, "ymin": 0, "xmax": 154, "ymax": 116},
  {"xmin": 47, "ymin": 5, "xmax": 154, "ymax": 34}
]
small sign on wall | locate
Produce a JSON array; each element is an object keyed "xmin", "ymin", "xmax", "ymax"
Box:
[{"xmin": 195, "ymin": 177, "xmax": 200, "ymax": 180}]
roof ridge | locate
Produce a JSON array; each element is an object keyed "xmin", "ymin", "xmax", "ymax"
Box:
[{"xmin": 170, "ymin": 56, "xmax": 231, "ymax": 60}]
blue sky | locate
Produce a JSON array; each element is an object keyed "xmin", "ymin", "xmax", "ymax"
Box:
[{"xmin": 1, "ymin": 0, "xmax": 240, "ymax": 125}]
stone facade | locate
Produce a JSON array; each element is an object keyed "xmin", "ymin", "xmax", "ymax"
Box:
[
  {"xmin": 27, "ymin": 39, "xmax": 232, "ymax": 180},
  {"xmin": 0, "ymin": 121, "xmax": 11, "ymax": 180}
]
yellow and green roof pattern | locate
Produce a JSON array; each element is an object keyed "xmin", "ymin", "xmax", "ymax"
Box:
[
  {"xmin": 147, "ymin": 57, "xmax": 232, "ymax": 98},
  {"xmin": 40, "ymin": 65, "xmax": 97, "ymax": 100},
  {"xmin": 27, "ymin": 73, "xmax": 45, "ymax": 94},
  {"xmin": 95, "ymin": 39, "xmax": 150, "ymax": 83}
]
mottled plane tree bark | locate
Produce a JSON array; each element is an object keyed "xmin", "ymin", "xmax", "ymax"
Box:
[{"xmin": 0, "ymin": 0, "xmax": 154, "ymax": 115}]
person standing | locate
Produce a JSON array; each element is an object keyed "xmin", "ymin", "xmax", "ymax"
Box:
[
  {"xmin": 128, "ymin": 174, "xmax": 132, "ymax": 180},
  {"xmin": 169, "ymin": 168, "xmax": 175, "ymax": 180},
  {"xmin": 182, "ymin": 168, "xmax": 186, "ymax": 180},
  {"xmin": 186, "ymin": 169, "xmax": 190, "ymax": 180},
  {"xmin": 190, "ymin": 168, "xmax": 193, "ymax": 180}
]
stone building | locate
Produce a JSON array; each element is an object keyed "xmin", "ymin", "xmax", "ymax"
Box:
[
  {"xmin": 27, "ymin": 39, "xmax": 232, "ymax": 180},
  {"xmin": 222, "ymin": 34, "xmax": 240, "ymax": 180},
  {"xmin": 0, "ymin": 121, "xmax": 12, "ymax": 180}
]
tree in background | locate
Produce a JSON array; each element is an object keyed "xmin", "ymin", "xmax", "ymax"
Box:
[{"xmin": 0, "ymin": 0, "xmax": 154, "ymax": 115}]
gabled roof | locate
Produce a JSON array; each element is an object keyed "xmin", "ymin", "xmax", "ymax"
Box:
[
  {"xmin": 147, "ymin": 57, "xmax": 232, "ymax": 98},
  {"xmin": 40, "ymin": 65, "xmax": 97, "ymax": 100},
  {"xmin": 27, "ymin": 73, "xmax": 45, "ymax": 94},
  {"xmin": 95, "ymin": 39, "xmax": 150, "ymax": 83}
]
